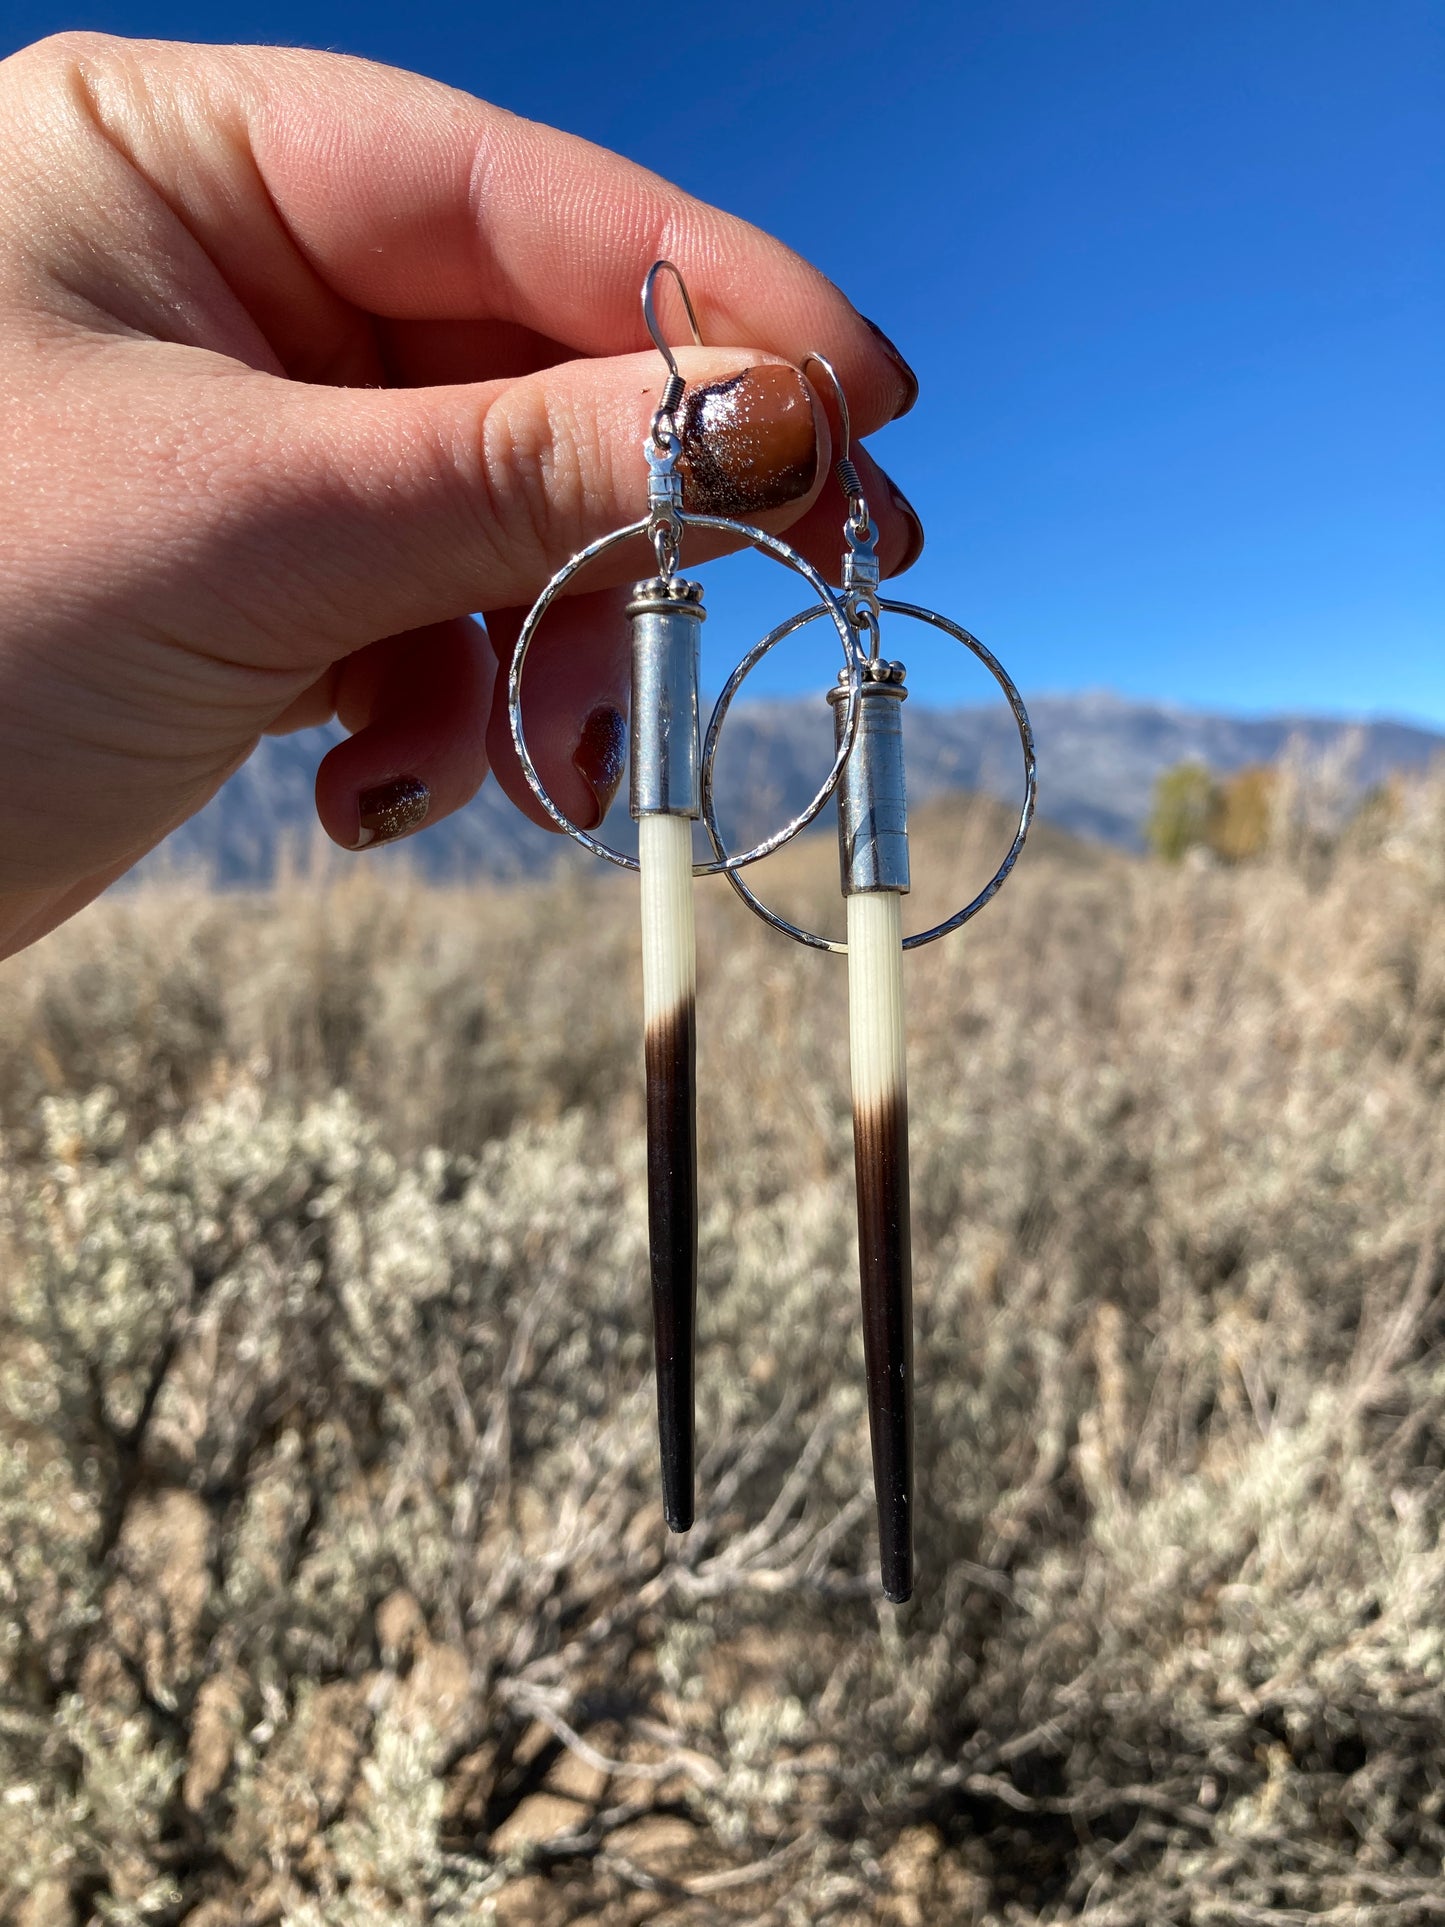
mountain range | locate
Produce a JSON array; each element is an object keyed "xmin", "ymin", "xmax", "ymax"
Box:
[{"xmin": 136, "ymin": 691, "xmax": 1444, "ymax": 886}]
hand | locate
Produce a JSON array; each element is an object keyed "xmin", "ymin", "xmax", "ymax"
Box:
[{"xmin": 0, "ymin": 33, "xmax": 922, "ymax": 957}]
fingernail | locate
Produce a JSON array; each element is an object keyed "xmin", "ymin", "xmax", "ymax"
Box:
[
  {"xmin": 860, "ymin": 316, "xmax": 920, "ymax": 420},
  {"xmin": 677, "ymin": 364, "xmax": 818, "ymax": 517},
  {"xmin": 882, "ymin": 471, "xmax": 926, "ymax": 574},
  {"xmin": 572, "ymin": 704, "xmax": 627, "ymax": 830},
  {"xmin": 353, "ymin": 776, "xmax": 430, "ymax": 849}
]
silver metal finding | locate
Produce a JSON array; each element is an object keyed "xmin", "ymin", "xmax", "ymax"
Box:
[
  {"xmin": 643, "ymin": 259, "xmax": 703, "ymax": 455},
  {"xmin": 801, "ymin": 353, "xmax": 864, "ymax": 532},
  {"xmin": 828, "ymin": 661, "xmax": 911, "ymax": 895},
  {"xmin": 803, "ymin": 353, "xmax": 881, "ymax": 658},
  {"xmin": 628, "ymin": 576, "xmax": 705, "ymax": 819},
  {"xmin": 703, "ymin": 599, "xmax": 1037, "ymax": 950},
  {"xmin": 647, "ymin": 434, "xmax": 685, "ymax": 579},
  {"xmin": 642, "ymin": 263, "xmax": 700, "ymax": 577}
]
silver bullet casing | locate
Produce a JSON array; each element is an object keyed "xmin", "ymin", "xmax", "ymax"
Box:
[
  {"xmin": 827, "ymin": 664, "xmax": 911, "ymax": 895},
  {"xmin": 629, "ymin": 577, "xmax": 705, "ymax": 820}
]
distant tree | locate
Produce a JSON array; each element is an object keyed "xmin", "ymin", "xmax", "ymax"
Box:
[
  {"xmin": 1210, "ymin": 765, "xmax": 1277, "ymax": 863},
  {"xmin": 1148, "ymin": 761, "xmax": 1284, "ymax": 864},
  {"xmin": 1146, "ymin": 761, "xmax": 1218, "ymax": 861}
]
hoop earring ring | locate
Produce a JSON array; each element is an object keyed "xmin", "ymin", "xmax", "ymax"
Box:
[
  {"xmin": 701, "ymin": 599, "xmax": 1038, "ymax": 947},
  {"xmin": 508, "ymin": 514, "xmax": 864, "ymax": 876}
]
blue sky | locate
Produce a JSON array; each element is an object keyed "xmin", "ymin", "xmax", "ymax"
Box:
[{"xmin": 5, "ymin": 1, "xmax": 1442, "ymax": 725}]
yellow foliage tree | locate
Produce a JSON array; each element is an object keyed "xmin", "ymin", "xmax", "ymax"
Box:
[
  {"xmin": 1210, "ymin": 765, "xmax": 1277, "ymax": 862},
  {"xmin": 1148, "ymin": 761, "xmax": 1281, "ymax": 863}
]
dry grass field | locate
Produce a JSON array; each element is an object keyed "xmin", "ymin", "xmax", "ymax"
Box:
[{"xmin": 0, "ymin": 774, "xmax": 1442, "ymax": 1925}]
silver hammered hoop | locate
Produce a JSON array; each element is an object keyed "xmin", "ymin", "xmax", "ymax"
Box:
[
  {"xmin": 702, "ymin": 599, "xmax": 1039, "ymax": 951},
  {"xmin": 507, "ymin": 513, "xmax": 863, "ymax": 875}
]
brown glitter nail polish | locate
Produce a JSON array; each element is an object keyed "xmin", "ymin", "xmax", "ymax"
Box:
[
  {"xmin": 354, "ymin": 776, "xmax": 430, "ymax": 848},
  {"xmin": 677, "ymin": 364, "xmax": 819, "ymax": 517},
  {"xmin": 573, "ymin": 704, "xmax": 628, "ymax": 829},
  {"xmin": 859, "ymin": 316, "xmax": 920, "ymax": 420}
]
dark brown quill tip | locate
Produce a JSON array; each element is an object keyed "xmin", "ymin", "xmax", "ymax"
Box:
[
  {"xmin": 853, "ymin": 1086, "xmax": 915, "ymax": 1602},
  {"xmin": 645, "ymin": 993, "xmax": 698, "ymax": 1533}
]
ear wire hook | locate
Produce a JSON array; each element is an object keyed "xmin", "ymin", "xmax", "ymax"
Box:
[
  {"xmin": 802, "ymin": 351, "xmax": 869, "ymax": 540},
  {"xmin": 805, "ymin": 354, "xmax": 859, "ymax": 516},
  {"xmin": 643, "ymin": 259, "xmax": 704, "ymax": 450},
  {"xmin": 802, "ymin": 351, "xmax": 881, "ymax": 663},
  {"xmin": 801, "ymin": 351, "xmax": 852, "ymax": 452}
]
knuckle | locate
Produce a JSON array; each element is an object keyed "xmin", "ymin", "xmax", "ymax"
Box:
[
  {"xmin": 470, "ymin": 384, "xmax": 590, "ymax": 580},
  {"xmin": 4, "ymin": 30, "xmax": 126, "ymax": 100},
  {"xmin": 11, "ymin": 28, "xmax": 113, "ymax": 68}
]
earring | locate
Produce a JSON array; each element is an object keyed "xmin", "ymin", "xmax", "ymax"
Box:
[
  {"xmin": 507, "ymin": 265, "xmax": 863, "ymax": 1535},
  {"xmin": 701, "ymin": 354, "xmax": 1038, "ymax": 1602}
]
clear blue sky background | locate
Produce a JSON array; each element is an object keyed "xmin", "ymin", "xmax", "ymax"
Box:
[{"xmin": 5, "ymin": 1, "xmax": 1442, "ymax": 725}]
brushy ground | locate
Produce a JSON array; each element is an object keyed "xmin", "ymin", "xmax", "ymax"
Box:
[{"xmin": 0, "ymin": 774, "xmax": 1442, "ymax": 1926}]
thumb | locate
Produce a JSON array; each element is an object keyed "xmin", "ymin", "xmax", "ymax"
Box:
[{"xmin": 209, "ymin": 346, "xmax": 823, "ymax": 675}]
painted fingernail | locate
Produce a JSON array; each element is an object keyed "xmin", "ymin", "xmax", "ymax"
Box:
[
  {"xmin": 882, "ymin": 472, "xmax": 926, "ymax": 574},
  {"xmin": 573, "ymin": 704, "xmax": 628, "ymax": 829},
  {"xmin": 677, "ymin": 364, "xmax": 819, "ymax": 517},
  {"xmin": 860, "ymin": 316, "xmax": 920, "ymax": 420},
  {"xmin": 353, "ymin": 777, "xmax": 430, "ymax": 849}
]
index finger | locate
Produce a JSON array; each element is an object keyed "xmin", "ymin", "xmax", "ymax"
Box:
[{"xmin": 39, "ymin": 34, "xmax": 914, "ymax": 433}]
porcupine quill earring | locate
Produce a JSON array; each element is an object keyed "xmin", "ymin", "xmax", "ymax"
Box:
[
  {"xmin": 508, "ymin": 266, "xmax": 863, "ymax": 1533},
  {"xmin": 702, "ymin": 354, "xmax": 1039, "ymax": 1601}
]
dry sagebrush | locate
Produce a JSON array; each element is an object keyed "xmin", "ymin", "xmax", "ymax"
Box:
[{"xmin": 0, "ymin": 778, "xmax": 1443, "ymax": 1925}]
